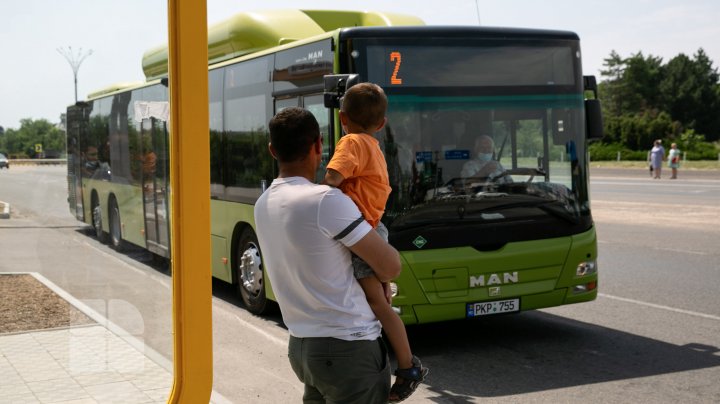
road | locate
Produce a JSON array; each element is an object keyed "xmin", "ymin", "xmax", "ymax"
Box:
[{"xmin": 1, "ymin": 165, "xmax": 719, "ymax": 403}]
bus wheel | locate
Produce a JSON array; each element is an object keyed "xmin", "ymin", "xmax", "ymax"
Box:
[
  {"xmin": 235, "ymin": 228, "xmax": 267, "ymax": 314},
  {"xmin": 91, "ymin": 196, "xmax": 107, "ymax": 243},
  {"xmin": 109, "ymin": 198, "xmax": 124, "ymax": 252}
]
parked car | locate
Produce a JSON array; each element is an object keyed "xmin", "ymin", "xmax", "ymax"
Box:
[{"xmin": 0, "ymin": 153, "xmax": 8, "ymax": 169}]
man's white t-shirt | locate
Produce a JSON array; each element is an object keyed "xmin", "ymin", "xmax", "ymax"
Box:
[{"xmin": 254, "ymin": 176, "xmax": 381, "ymax": 341}]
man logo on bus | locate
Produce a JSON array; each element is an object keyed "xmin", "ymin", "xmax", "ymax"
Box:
[
  {"xmin": 308, "ymin": 50, "xmax": 323, "ymax": 60},
  {"xmin": 470, "ymin": 272, "xmax": 519, "ymax": 288}
]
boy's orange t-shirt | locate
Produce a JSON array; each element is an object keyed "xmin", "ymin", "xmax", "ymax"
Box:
[{"xmin": 327, "ymin": 133, "xmax": 391, "ymax": 228}]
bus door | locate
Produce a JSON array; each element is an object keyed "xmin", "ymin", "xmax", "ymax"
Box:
[
  {"xmin": 273, "ymin": 94, "xmax": 330, "ymax": 182},
  {"xmin": 141, "ymin": 117, "xmax": 170, "ymax": 257}
]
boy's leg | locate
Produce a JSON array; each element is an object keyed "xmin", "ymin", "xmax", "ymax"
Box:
[
  {"xmin": 358, "ymin": 276, "xmax": 413, "ymax": 369},
  {"xmin": 375, "ymin": 222, "xmax": 389, "ymax": 241},
  {"xmin": 355, "ymin": 223, "xmax": 427, "ymax": 402}
]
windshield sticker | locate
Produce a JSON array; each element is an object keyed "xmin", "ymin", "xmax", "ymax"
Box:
[
  {"xmin": 415, "ymin": 151, "xmax": 433, "ymax": 163},
  {"xmin": 413, "ymin": 236, "xmax": 428, "ymax": 249},
  {"xmin": 444, "ymin": 150, "xmax": 470, "ymax": 160}
]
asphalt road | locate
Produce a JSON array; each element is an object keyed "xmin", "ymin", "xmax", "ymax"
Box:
[{"xmin": 1, "ymin": 165, "xmax": 718, "ymax": 403}]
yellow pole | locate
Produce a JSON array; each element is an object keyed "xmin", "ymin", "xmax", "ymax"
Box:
[{"xmin": 167, "ymin": 0, "xmax": 212, "ymax": 402}]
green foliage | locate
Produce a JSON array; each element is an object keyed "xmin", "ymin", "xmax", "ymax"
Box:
[
  {"xmin": 677, "ymin": 130, "xmax": 720, "ymax": 160},
  {"xmin": 589, "ymin": 142, "xmax": 646, "ymax": 161},
  {"xmin": 599, "ymin": 48, "xmax": 720, "ymax": 153},
  {"xmin": 0, "ymin": 118, "xmax": 66, "ymax": 158},
  {"xmin": 599, "ymin": 51, "xmax": 664, "ymax": 116},
  {"xmin": 659, "ymin": 50, "xmax": 720, "ymax": 141},
  {"xmin": 602, "ymin": 110, "xmax": 680, "ymax": 150},
  {"xmin": 516, "ymin": 120, "xmax": 542, "ymax": 157},
  {"xmin": 590, "ymin": 131, "xmax": 720, "ymax": 161}
]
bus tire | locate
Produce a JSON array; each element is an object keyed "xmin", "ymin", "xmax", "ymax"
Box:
[
  {"xmin": 91, "ymin": 194, "xmax": 107, "ymax": 243},
  {"xmin": 235, "ymin": 228, "xmax": 268, "ymax": 314},
  {"xmin": 108, "ymin": 197, "xmax": 124, "ymax": 252}
]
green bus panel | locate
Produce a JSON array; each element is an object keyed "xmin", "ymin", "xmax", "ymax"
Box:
[
  {"xmin": 83, "ymin": 179, "xmax": 145, "ymax": 248},
  {"xmin": 209, "ymin": 199, "xmax": 257, "ymax": 283},
  {"xmin": 393, "ymin": 227, "xmax": 597, "ymax": 324}
]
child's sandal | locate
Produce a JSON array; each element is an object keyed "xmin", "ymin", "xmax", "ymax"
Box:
[{"xmin": 388, "ymin": 355, "xmax": 429, "ymax": 403}]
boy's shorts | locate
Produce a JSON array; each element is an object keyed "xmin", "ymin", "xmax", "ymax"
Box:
[{"xmin": 353, "ymin": 222, "xmax": 389, "ymax": 279}]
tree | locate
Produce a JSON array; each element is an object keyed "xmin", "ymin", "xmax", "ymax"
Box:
[
  {"xmin": 598, "ymin": 51, "xmax": 626, "ymax": 117},
  {"xmin": 659, "ymin": 49, "xmax": 720, "ymax": 141},
  {"xmin": 599, "ymin": 51, "xmax": 664, "ymax": 116},
  {"xmin": 598, "ymin": 48, "xmax": 720, "ymax": 151},
  {"xmin": 1, "ymin": 118, "xmax": 65, "ymax": 158}
]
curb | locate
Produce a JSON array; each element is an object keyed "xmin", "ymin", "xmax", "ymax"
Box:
[
  {"xmin": 19, "ymin": 272, "xmax": 234, "ymax": 404},
  {"xmin": 0, "ymin": 200, "xmax": 9, "ymax": 219}
]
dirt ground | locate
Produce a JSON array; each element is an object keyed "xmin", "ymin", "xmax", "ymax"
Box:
[{"xmin": 0, "ymin": 274, "xmax": 94, "ymax": 334}]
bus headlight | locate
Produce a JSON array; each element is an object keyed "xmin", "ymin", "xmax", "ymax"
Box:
[
  {"xmin": 389, "ymin": 282, "xmax": 402, "ymax": 314},
  {"xmin": 389, "ymin": 282, "xmax": 398, "ymax": 298},
  {"xmin": 576, "ymin": 260, "xmax": 597, "ymax": 277}
]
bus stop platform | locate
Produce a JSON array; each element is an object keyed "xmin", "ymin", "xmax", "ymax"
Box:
[
  {"xmin": 0, "ymin": 325, "xmax": 171, "ymax": 403},
  {"xmin": 0, "ymin": 272, "xmax": 230, "ymax": 404},
  {"xmin": 0, "ymin": 272, "xmax": 173, "ymax": 403}
]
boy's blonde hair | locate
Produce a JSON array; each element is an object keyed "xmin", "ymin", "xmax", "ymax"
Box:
[{"xmin": 340, "ymin": 82, "xmax": 387, "ymax": 132}]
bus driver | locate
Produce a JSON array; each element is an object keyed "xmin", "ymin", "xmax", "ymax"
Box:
[{"xmin": 460, "ymin": 135, "xmax": 509, "ymax": 183}]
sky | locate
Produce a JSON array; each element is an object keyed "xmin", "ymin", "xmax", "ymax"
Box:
[{"xmin": 1, "ymin": 0, "xmax": 719, "ymax": 130}]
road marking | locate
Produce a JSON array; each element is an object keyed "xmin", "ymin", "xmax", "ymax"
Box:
[
  {"xmin": 592, "ymin": 183, "xmax": 720, "ymax": 191},
  {"xmin": 657, "ymin": 247, "xmax": 709, "ymax": 256},
  {"xmin": 233, "ymin": 313, "xmax": 288, "ymax": 347},
  {"xmin": 81, "ymin": 238, "xmax": 171, "ymax": 290},
  {"xmin": 599, "ymin": 293, "xmax": 720, "ymax": 321},
  {"xmin": 592, "ymin": 178, "xmax": 720, "ymax": 185},
  {"xmin": 596, "ymin": 240, "xmax": 709, "ymax": 256}
]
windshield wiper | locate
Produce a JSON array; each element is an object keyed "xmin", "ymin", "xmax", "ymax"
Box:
[
  {"xmin": 479, "ymin": 198, "xmax": 579, "ymax": 224},
  {"xmin": 390, "ymin": 194, "xmax": 578, "ymax": 231},
  {"xmin": 533, "ymin": 201, "xmax": 580, "ymax": 224}
]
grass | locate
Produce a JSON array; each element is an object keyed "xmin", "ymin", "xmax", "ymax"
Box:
[{"xmin": 589, "ymin": 160, "xmax": 720, "ymax": 170}]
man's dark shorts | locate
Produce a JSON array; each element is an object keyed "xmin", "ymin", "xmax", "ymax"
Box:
[{"xmin": 288, "ymin": 336, "xmax": 391, "ymax": 403}]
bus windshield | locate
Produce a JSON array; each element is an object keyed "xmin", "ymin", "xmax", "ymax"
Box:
[{"xmin": 351, "ymin": 37, "xmax": 591, "ymax": 241}]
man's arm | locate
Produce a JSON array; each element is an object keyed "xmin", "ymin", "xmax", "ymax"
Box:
[{"xmin": 348, "ymin": 230, "xmax": 401, "ymax": 283}]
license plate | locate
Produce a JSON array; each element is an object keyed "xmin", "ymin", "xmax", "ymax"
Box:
[{"xmin": 466, "ymin": 298, "xmax": 520, "ymax": 317}]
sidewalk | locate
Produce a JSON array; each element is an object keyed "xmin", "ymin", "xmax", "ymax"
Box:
[
  {"xmin": 0, "ymin": 210, "xmax": 236, "ymax": 403},
  {"xmin": 0, "ymin": 205, "xmax": 176, "ymax": 403},
  {"xmin": 0, "ymin": 273, "xmax": 172, "ymax": 404}
]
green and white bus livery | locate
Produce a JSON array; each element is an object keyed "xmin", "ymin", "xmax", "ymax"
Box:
[{"xmin": 66, "ymin": 9, "xmax": 602, "ymax": 325}]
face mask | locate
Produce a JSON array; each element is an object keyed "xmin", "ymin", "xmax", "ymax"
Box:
[{"xmin": 477, "ymin": 153, "xmax": 493, "ymax": 163}]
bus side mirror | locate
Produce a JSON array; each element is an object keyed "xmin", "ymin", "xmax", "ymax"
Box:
[
  {"xmin": 585, "ymin": 99, "xmax": 604, "ymax": 139},
  {"xmin": 323, "ymin": 74, "xmax": 360, "ymax": 108},
  {"xmin": 583, "ymin": 75, "xmax": 603, "ymax": 139}
]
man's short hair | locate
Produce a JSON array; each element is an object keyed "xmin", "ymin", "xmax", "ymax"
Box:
[
  {"xmin": 340, "ymin": 82, "xmax": 387, "ymax": 132},
  {"xmin": 268, "ymin": 107, "xmax": 320, "ymax": 163}
]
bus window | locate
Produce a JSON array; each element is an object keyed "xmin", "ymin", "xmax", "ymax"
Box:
[
  {"xmin": 209, "ymin": 68, "xmax": 225, "ymax": 199},
  {"xmin": 224, "ymin": 56, "xmax": 273, "ymax": 203},
  {"xmin": 275, "ymin": 97, "xmax": 299, "ymax": 111},
  {"xmin": 303, "ymin": 94, "xmax": 330, "ymax": 183}
]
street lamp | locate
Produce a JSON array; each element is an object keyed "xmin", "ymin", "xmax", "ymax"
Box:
[{"xmin": 57, "ymin": 46, "xmax": 93, "ymax": 103}]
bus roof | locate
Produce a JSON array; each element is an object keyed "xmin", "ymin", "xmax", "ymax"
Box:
[
  {"xmin": 337, "ymin": 25, "xmax": 580, "ymax": 41},
  {"xmin": 86, "ymin": 81, "xmax": 145, "ymax": 99},
  {"xmin": 141, "ymin": 9, "xmax": 424, "ymax": 80}
]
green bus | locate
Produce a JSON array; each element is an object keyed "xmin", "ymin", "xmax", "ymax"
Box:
[{"xmin": 66, "ymin": 9, "xmax": 601, "ymax": 325}]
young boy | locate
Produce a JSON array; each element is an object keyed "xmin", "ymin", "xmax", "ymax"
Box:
[{"xmin": 324, "ymin": 82, "xmax": 428, "ymax": 403}]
